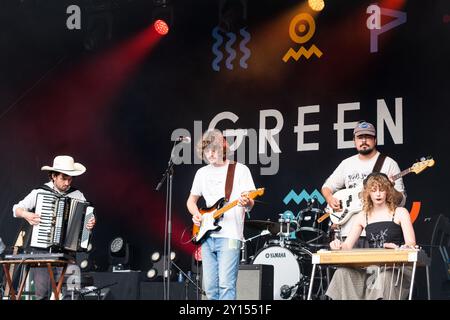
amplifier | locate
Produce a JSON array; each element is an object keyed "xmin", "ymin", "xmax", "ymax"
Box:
[{"xmin": 237, "ymin": 264, "xmax": 273, "ymax": 300}]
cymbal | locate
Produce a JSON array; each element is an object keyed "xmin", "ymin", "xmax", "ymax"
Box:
[{"xmin": 245, "ymin": 220, "xmax": 295, "ymax": 235}]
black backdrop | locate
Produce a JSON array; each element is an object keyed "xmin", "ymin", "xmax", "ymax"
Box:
[{"xmin": 0, "ymin": 0, "xmax": 449, "ymax": 282}]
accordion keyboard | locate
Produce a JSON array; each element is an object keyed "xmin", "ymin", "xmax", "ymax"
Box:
[{"xmin": 30, "ymin": 193, "xmax": 59, "ymax": 249}]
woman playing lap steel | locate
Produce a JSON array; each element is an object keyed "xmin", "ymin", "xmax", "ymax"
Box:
[{"xmin": 325, "ymin": 172, "xmax": 416, "ymax": 300}]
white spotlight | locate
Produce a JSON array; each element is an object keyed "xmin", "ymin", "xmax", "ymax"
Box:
[
  {"xmin": 151, "ymin": 251, "xmax": 161, "ymax": 262},
  {"xmin": 147, "ymin": 268, "xmax": 157, "ymax": 279}
]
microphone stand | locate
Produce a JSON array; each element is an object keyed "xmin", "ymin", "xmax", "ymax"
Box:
[
  {"xmin": 155, "ymin": 141, "xmax": 181, "ymax": 300},
  {"xmin": 170, "ymin": 261, "xmax": 205, "ymax": 299},
  {"xmin": 240, "ymin": 230, "xmax": 271, "ymax": 264}
]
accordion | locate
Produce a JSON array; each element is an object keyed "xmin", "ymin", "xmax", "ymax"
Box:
[{"xmin": 30, "ymin": 192, "xmax": 94, "ymax": 252}]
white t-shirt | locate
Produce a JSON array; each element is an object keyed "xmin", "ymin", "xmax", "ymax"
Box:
[
  {"xmin": 322, "ymin": 152, "xmax": 406, "ymax": 237},
  {"xmin": 190, "ymin": 161, "xmax": 256, "ymax": 241},
  {"xmin": 12, "ymin": 181, "xmax": 86, "ymax": 217}
]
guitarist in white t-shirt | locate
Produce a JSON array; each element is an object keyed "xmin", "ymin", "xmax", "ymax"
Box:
[
  {"xmin": 321, "ymin": 121, "xmax": 406, "ymax": 247},
  {"xmin": 187, "ymin": 129, "xmax": 256, "ymax": 300}
]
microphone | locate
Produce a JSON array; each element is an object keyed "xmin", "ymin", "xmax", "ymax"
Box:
[
  {"xmin": 175, "ymin": 136, "xmax": 191, "ymax": 143},
  {"xmin": 280, "ymin": 284, "xmax": 292, "ymax": 299}
]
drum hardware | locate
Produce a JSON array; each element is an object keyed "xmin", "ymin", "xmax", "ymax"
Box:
[
  {"xmin": 280, "ymin": 275, "xmax": 310, "ymax": 300},
  {"xmin": 245, "ymin": 219, "xmax": 295, "ymax": 236},
  {"xmin": 280, "ymin": 283, "xmax": 297, "ymax": 299},
  {"xmin": 240, "ymin": 229, "xmax": 271, "ymax": 264},
  {"xmin": 296, "ymin": 206, "xmax": 330, "ymax": 246},
  {"xmin": 278, "ymin": 213, "xmax": 293, "ymax": 242}
]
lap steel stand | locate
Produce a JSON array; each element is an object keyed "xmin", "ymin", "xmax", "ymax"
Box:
[{"xmin": 1, "ymin": 259, "xmax": 70, "ymax": 300}]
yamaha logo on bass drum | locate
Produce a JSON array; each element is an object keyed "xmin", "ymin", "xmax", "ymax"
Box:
[{"xmin": 265, "ymin": 252, "xmax": 286, "ymax": 258}]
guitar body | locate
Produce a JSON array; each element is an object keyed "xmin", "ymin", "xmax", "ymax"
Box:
[
  {"xmin": 191, "ymin": 188, "xmax": 265, "ymax": 245},
  {"xmin": 326, "ymin": 187, "xmax": 363, "ymax": 225},
  {"xmin": 192, "ymin": 198, "xmax": 226, "ymax": 245}
]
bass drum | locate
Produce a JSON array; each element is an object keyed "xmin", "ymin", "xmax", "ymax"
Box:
[{"xmin": 252, "ymin": 244, "xmax": 311, "ymax": 300}]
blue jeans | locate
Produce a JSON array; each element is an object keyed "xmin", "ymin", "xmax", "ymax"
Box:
[{"xmin": 201, "ymin": 237, "xmax": 241, "ymax": 300}]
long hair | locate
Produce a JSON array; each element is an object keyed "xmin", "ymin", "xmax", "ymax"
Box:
[
  {"xmin": 195, "ymin": 129, "xmax": 230, "ymax": 162},
  {"xmin": 362, "ymin": 172, "xmax": 402, "ymax": 215}
]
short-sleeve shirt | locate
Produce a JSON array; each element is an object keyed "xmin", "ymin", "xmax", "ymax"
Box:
[{"xmin": 190, "ymin": 161, "xmax": 256, "ymax": 241}]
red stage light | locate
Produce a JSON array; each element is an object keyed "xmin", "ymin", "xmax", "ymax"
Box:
[{"xmin": 154, "ymin": 19, "xmax": 169, "ymax": 35}]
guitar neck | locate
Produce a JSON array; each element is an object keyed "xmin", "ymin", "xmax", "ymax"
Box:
[
  {"xmin": 213, "ymin": 199, "xmax": 239, "ymax": 219},
  {"xmin": 391, "ymin": 168, "xmax": 411, "ymax": 181},
  {"xmin": 210, "ymin": 188, "xmax": 264, "ymax": 221}
]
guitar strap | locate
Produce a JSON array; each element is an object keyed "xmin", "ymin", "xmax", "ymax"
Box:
[
  {"xmin": 224, "ymin": 161, "xmax": 237, "ymax": 202},
  {"xmin": 372, "ymin": 153, "xmax": 386, "ymax": 173}
]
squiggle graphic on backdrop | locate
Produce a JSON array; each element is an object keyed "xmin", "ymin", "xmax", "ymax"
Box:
[{"xmin": 212, "ymin": 26, "xmax": 251, "ymax": 71}]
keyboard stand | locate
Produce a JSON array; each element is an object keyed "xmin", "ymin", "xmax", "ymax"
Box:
[{"xmin": 0, "ymin": 259, "xmax": 70, "ymax": 300}]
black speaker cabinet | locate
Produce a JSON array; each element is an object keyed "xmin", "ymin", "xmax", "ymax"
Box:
[
  {"xmin": 86, "ymin": 271, "xmax": 140, "ymax": 300},
  {"xmin": 140, "ymin": 281, "xmax": 201, "ymax": 300},
  {"xmin": 236, "ymin": 264, "xmax": 273, "ymax": 300}
]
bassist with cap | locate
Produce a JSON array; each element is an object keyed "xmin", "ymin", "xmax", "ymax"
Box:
[{"xmin": 320, "ymin": 121, "xmax": 406, "ymax": 247}]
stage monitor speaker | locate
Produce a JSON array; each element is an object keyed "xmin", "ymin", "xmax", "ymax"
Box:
[
  {"xmin": 236, "ymin": 264, "xmax": 273, "ymax": 300},
  {"xmin": 140, "ymin": 281, "xmax": 201, "ymax": 300},
  {"xmin": 86, "ymin": 271, "xmax": 140, "ymax": 300}
]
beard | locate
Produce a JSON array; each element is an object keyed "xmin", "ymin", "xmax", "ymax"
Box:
[{"xmin": 358, "ymin": 146, "xmax": 374, "ymax": 155}]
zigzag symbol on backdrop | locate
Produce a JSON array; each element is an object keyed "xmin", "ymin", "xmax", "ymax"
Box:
[
  {"xmin": 282, "ymin": 45, "xmax": 323, "ymax": 62},
  {"xmin": 283, "ymin": 189, "xmax": 325, "ymax": 205}
]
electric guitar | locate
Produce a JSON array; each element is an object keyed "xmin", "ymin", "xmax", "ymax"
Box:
[
  {"xmin": 191, "ymin": 188, "xmax": 265, "ymax": 244},
  {"xmin": 322, "ymin": 157, "xmax": 435, "ymax": 226}
]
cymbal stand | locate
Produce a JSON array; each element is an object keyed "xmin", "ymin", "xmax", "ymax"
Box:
[
  {"xmin": 240, "ymin": 241, "xmax": 247, "ymax": 264},
  {"xmin": 240, "ymin": 230, "xmax": 271, "ymax": 263},
  {"xmin": 278, "ymin": 214, "xmax": 291, "ymax": 246}
]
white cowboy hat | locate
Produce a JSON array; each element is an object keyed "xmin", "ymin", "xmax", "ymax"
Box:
[{"xmin": 41, "ymin": 155, "xmax": 86, "ymax": 176}]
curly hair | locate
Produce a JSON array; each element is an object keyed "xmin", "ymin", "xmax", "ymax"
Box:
[
  {"xmin": 361, "ymin": 172, "xmax": 402, "ymax": 215},
  {"xmin": 195, "ymin": 129, "xmax": 230, "ymax": 162}
]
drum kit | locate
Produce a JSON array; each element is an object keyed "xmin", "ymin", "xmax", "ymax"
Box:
[{"xmin": 242, "ymin": 202, "xmax": 332, "ymax": 300}]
